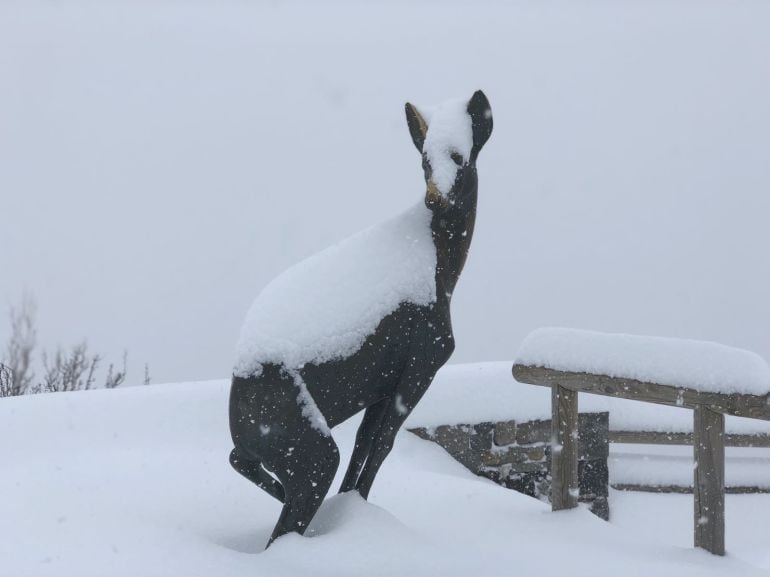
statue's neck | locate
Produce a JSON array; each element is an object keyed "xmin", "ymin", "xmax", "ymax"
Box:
[{"xmin": 431, "ymin": 188, "xmax": 477, "ymax": 302}]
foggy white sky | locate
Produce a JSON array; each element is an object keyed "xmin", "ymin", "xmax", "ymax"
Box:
[{"xmin": 1, "ymin": 0, "xmax": 769, "ymax": 384}]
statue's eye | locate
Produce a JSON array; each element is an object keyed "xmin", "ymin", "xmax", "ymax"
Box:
[{"xmin": 450, "ymin": 152, "xmax": 464, "ymax": 167}]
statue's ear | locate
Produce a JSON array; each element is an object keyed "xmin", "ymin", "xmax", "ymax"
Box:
[
  {"xmin": 467, "ymin": 90, "xmax": 493, "ymax": 155},
  {"xmin": 405, "ymin": 102, "xmax": 429, "ymax": 152}
]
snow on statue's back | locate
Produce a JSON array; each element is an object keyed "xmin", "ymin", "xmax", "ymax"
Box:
[
  {"xmin": 228, "ymin": 90, "xmax": 493, "ymax": 549},
  {"xmin": 234, "ymin": 203, "xmax": 436, "ymax": 377}
]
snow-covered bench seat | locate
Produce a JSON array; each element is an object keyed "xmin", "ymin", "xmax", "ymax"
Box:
[{"xmin": 512, "ymin": 328, "xmax": 770, "ymax": 556}]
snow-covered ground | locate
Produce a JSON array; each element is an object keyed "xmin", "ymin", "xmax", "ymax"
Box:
[
  {"xmin": 2, "ymin": 371, "xmax": 770, "ymax": 576},
  {"xmin": 611, "ymin": 491, "xmax": 770, "ymax": 570}
]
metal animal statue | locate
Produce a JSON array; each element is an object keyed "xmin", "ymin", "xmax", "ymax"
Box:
[{"xmin": 229, "ymin": 90, "xmax": 493, "ymax": 547}]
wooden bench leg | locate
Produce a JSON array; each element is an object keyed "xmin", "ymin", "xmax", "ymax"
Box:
[
  {"xmin": 551, "ymin": 385, "xmax": 579, "ymax": 511},
  {"xmin": 694, "ymin": 404, "xmax": 725, "ymax": 555}
]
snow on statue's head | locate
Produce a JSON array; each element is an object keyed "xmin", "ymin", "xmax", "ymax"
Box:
[{"xmin": 405, "ymin": 90, "xmax": 493, "ymax": 212}]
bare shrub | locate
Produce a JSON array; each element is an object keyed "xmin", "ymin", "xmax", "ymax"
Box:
[
  {"xmin": 1, "ymin": 293, "xmax": 147, "ymax": 396},
  {"xmin": 104, "ymin": 351, "xmax": 127, "ymax": 389},
  {"xmin": 0, "ymin": 363, "xmax": 12, "ymax": 397},
  {"xmin": 3, "ymin": 293, "xmax": 37, "ymax": 396},
  {"xmin": 42, "ymin": 343, "xmax": 100, "ymax": 393}
]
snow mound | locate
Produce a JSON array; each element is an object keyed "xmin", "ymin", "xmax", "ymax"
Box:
[
  {"xmin": 420, "ymin": 98, "xmax": 474, "ymax": 196},
  {"xmin": 516, "ymin": 328, "xmax": 770, "ymax": 396},
  {"xmin": 234, "ymin": 202, "xmax": 436, "ymax": 376},
  {"xmin": 306, "ymin": 492, "xmax": 410, "ymax": 538}
]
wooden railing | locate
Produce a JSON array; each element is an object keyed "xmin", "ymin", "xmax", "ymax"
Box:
[
  {"xmin": 512, "ymin": 363, "xmax": 770, "ymax": 556},
  {"xmin": 609, "ymin": 430, "xmax": 770, "ymax": 493},
  {"xmin": 609, "ymin": 430, "xmax": 770, "ymax": 447}
]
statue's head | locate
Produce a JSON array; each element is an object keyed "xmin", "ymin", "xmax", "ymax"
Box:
[{"xmin": 405, "ymin": 90, "xmax": 493, "ymax": 212}]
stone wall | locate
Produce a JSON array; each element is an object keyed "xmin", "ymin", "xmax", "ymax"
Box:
[{"xmin": 408, "ymin": 412, "xmax": 610, "ymax": 520}]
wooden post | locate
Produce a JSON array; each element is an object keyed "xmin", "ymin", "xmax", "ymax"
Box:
[
  {"xmin": 551, "ymin": 385, "xmax": 579, "ymax": 511},
  {"xmin": 693, "ymin": 404, "xmax": 725, "ymax": 555}
]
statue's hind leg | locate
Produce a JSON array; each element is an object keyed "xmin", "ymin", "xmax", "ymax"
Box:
[
  {"xmin": 267, "ymin": 428, "xmax": 340, "ymax": 546},
  {"xmin": 229, "ymin": 447, "xmax": 285, "ymax": 502},
  {"xmin": 229, "ymin": 371, "xmax": 339, "ymax": 548}
]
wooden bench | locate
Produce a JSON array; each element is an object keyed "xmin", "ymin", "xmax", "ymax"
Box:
[{"xmin": 512, "ymin": 329, "xmax": 770, "ymax": 556}]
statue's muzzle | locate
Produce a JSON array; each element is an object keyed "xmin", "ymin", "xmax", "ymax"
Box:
[{"xmin": 425, "ymin": 180, "xmax": 449, "ymax": 211}]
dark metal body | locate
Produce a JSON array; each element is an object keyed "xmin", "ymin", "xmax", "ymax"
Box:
[{"xmin": 229, "ymin": 91, "xmax": 492, "ymax": 546}]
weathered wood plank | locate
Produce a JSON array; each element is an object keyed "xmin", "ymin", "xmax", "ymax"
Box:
[
  {"xmin": 613, "ymin": 483, "xmax": 770, "ymax": 494},
  {"xmin": 551, "ymin": 385, "xmax": 579, "ymax": 511},
  {"xmin": 610, "ymin": 430, "xmax": 770, "ymax": 447},
  {"xmin": 512, "ymin": 364, "xmax": 770, "ymax": 421},
  {"xmin": 694, "ymin": 405, "xmax": 725, "ymax": 556}
]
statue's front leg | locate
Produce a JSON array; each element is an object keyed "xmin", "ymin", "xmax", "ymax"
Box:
[
  {"xmin": 355, "ymin": 369, "xmax": 434, "ymax": 499},
  {"xmin": 339, "ymin": 398, "xmax": 389, "ymax": 493}
]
